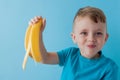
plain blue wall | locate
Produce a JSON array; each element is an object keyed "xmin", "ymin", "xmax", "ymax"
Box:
[{"xmin": 0, "ymin": 0, "xmax": 119, "ymax": 80}]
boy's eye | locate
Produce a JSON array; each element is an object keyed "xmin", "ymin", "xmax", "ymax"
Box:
[
  {"xmin": 80, "ymin": 32, "xmax": 87, "ymax": 35},
  {"xmin": 96, "ymin": 32, "xmax": 103, "ymax": 36}
]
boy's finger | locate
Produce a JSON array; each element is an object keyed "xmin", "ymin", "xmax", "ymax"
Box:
[
  {"xmin": 43, "ymin": 18, "xmax": 46, "ymax": 27},
  {"xmin": 35, "ymin": 16, "xmax": 39, "ymax": 21},
  {"xmin": 28, "ymin": 19, "xmax": 35, "ymax": 26},
  {"xmin": 28, "ymin": 16, "xmax": 43, "ymax": 26},
  {"xmin": 37, "ymin": 16, "xmax": 42, "ymax": 19},
  {"xmin": 35, "ymin": 16, "xmax": 42, "ymax": 20}
]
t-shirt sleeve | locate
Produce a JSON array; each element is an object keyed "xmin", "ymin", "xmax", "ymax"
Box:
[
  {"xmin": 57, "ymin": 47, "xmax": 75, "ymax": 66},
  {"xmin": 103, "ymin": 61, "xmax": 119, "ymax": 80}
]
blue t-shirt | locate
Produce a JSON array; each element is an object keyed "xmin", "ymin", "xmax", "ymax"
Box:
[{"xmin": 57, "ymin": 47, "xmax": 118, "ymax": 80}]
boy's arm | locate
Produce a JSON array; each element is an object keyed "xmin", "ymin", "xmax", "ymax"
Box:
[
  {"xmin": 39, "ymin": 33, "xmax": 59, "ymax": 64},
  {"xmin": 30, "ymin": 16, "xmax": 59, "ymax": 64}
]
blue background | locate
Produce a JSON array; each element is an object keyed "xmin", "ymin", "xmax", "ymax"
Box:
[{"xmin": 0, "ymin": 0, "xmax": 120, "ymax": 80}]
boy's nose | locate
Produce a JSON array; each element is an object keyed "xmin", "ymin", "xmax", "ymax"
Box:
[{"xmin": 88, "ymin": 34, "xmax": 96, "ymax": 42}]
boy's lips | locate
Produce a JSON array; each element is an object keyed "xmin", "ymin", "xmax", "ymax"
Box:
[{"xmin": 87, "ymin": 44, "xmax": 96, "ymax": 48}]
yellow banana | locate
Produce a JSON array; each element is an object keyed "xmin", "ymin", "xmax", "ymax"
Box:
[
  {"xmin": 31, "ymin": 19, "xmax": 42, "ymax": 62},
  {"xmin": 22, "ymin": 18, "xmax": 43, "ymax": 70}
]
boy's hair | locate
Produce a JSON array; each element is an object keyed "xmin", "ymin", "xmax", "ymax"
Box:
[{"xmin": 73, "ymin": 6, "xmax": 106, "ymax": 23}]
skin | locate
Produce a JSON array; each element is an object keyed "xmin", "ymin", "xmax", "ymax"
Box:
[{"xmin": 71, "ymin": 16, "xmax": 108, "ymax": 59}]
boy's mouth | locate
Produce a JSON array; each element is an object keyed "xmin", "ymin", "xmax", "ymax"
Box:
[{"xmin": 87, "ymin": 45, "xmax": 96, "ymax": 48}]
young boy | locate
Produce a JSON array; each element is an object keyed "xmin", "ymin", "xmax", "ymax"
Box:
[{"xmin": 29, "ymin": 6, "xmax": 118, "ymax": 80}]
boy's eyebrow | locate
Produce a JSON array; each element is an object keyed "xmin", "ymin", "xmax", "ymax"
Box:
[
  {"xmin": 96, "ymin": 28, "xmax": 104, "ymax": 31},
  {"xmin": 79, "ymin": 28, "xmax": 88, "ymax": 31}
]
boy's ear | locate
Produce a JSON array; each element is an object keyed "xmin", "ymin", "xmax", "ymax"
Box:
[
  {"xmin": 71, "ymin": 32, "xmax": 77, "ymax": 44},
  {"xmin": 105, "ymin": 33, "xmax": 109, "ymax": 42}
]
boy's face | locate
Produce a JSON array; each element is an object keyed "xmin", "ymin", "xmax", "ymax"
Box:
[{"xmin": 71, "ymin": 16, "xmax": 108, "ymax": 59}]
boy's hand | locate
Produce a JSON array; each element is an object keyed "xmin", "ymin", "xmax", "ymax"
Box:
[{"xmin": 29, "ymin": 16, "xmax": 46, "ymax": 32}]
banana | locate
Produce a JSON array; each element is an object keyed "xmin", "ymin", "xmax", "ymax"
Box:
[
  {"xmin": 31, "ymin": 19, "xmax": 42, "ymax": 62},
  {"xmin": 22, "ymin": 18, "xmax": 43, "ymax": 70}
]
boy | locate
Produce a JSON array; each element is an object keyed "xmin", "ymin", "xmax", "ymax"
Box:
[{"xmin": 29, "ymin": 6, "xmax": 118, "ymax": 80}]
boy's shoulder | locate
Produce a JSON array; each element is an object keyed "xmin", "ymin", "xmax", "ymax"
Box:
[
  {"xmin": 58, "ymin": 47, "xmax": 79, "ymax": 52},
  {"xmin": 103, "ymin": 55, "xmax": 116, "ymax": 64},
  {"xmin": 57, "ymin": 47, "xmax": 79, "ymax": 66},
  {"xmin": 57, "ymin": 47, "xmax": 79, "ymax": 58},
  {"xmin": 62, "ymin": 47, "xmax": 79, "ymax": 54},
  {"xmin": 102, "ymin": 55, "xmax": 118, "ymax": 69},
  {"xmin": 66, "ymin": 47, "xmax": 79, "ymax": 51}
]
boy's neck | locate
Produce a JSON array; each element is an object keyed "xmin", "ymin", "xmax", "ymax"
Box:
[{"xmin": 80, "ymin": 52, "xmax": 100, "ymax": 59}]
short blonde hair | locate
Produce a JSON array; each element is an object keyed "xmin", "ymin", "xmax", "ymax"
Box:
[{"xmin": 73, "ymin": 6, "xmax": 106, "ymax": 23}]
